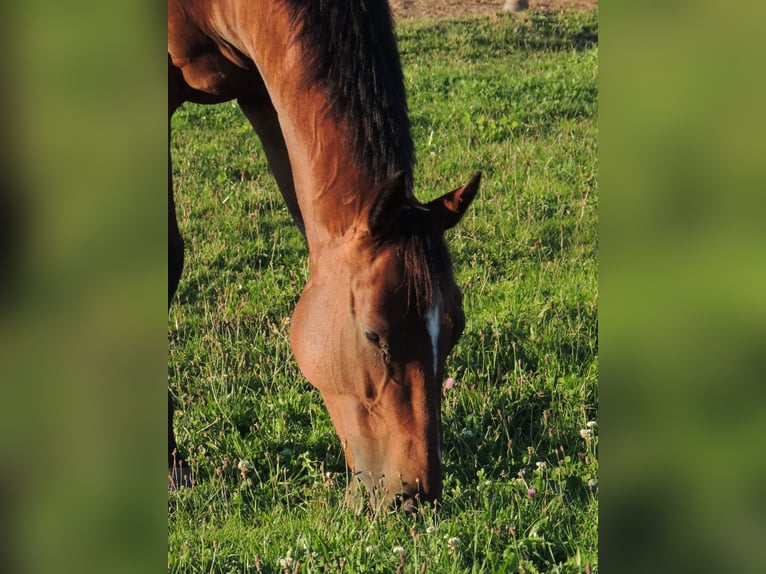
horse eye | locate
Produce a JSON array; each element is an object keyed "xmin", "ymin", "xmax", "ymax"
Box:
[
  {"xmin": 365, "ymin": 330, "xmax": 392, "ymax": 363},
  {"xmin": 365, "ymin": 331, "xmax": 381, "ymax": 347}
]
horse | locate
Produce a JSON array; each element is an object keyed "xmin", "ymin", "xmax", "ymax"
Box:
[{"xmin": 168, "ymin": 0, "xmax": 481, "ymax": 512}]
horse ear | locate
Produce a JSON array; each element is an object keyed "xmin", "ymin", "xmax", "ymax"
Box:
[
  {"xmin": 367, "ymin": 171, "xmax": 407, "ymax": 237},
  {"xmin": 427, "ymin": 172, "xmax": 481, "ymax": 231}
]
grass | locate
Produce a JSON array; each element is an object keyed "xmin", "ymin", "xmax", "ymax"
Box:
[{"xmin": 169, "ymin": 9, "xmax": 598, "ymax": 573}]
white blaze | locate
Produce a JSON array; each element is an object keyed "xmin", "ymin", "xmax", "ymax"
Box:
[{"xmin": 425, "ymin": 301, "xmax": 441, "ymax": 379}]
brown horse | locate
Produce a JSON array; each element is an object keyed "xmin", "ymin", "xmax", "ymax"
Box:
[{"xmin": 168, "ymin": 0, "xmax": 481, "ymax": 511}]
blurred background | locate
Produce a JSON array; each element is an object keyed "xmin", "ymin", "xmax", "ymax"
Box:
[
  {"xmin": 600, "ymin": 1, "xmax": 766, "ymax": 572},
  {"xmin": 0, "ymin": 3, "xmax": 166, "ymax": 573}
]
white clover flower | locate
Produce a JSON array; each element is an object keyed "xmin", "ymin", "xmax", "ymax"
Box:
[
  {"xmin": 447, "ymin": 537, "xmax": 462, "ymax": 552},
  {"xmin": 392, "ymin": 545, "xmax": 405, "ymax": 555},
  {"xmin": 237, "ymin": 459, "xmax": 253, "ymax": 472},
  {"xmin": 365, "ymin": 545, "xmax": 377, "ymax": 553},
  {"xmin": 278, "ymin": 556, "xmax": 294, "ymax": 569},
  {"xmin": 426, "ymin": 525, "xmax": 436, "ymax": 534},
  {"xmin": 586, "ymin": 420, "xmax": 597, "ymax": 429},
  {"xmin": 535, "ymin": 461, "xmax": 547, "ymax": 471},
  {"xmin": 579, "ymin": 428, "xmax": 593, "ymax": 440}
]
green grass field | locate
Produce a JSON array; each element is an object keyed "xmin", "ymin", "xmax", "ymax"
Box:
[{"xmin": 169, "ymin": 10, "xmax": 597, "ymax": 573}]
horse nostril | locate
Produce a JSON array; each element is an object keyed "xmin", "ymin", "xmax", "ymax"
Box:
[{"xmin": 393, "ymin": 492, "xmax": 419, "ymax": 515}]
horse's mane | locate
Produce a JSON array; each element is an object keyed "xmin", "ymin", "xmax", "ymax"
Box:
[
  {"xmin": 284, "ymin": 0, "xmax": 441, "ymax": 311},
  {"xmin": 283, "ymin": 0, "xmax": 415, "ymax": 192},
  {"xmin": 394, "ymin": 207, "xmax": 453, "ymax": 313}
]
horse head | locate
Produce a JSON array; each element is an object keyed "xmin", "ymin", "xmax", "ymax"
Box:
[{"xmin": 290, "ymin": 172, "xmax": 480, "ymax": 512}]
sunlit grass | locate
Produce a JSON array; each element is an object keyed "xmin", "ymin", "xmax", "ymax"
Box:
[{"xmin": 169, "ymin": 10, "xmax": 597, "ymax": 573}]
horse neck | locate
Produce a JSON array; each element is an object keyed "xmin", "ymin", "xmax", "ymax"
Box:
[
  {"xmin": 229, "ymin": 0, "xmax": 412, "ymax": 253},
  {"xmin": 278, "ymin": 103, "xmax": 375, "ymax": 251}
]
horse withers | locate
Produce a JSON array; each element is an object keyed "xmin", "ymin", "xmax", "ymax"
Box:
[{"xmin": 168, "ymin": 0, "xmax": 481, "ymax": 512}]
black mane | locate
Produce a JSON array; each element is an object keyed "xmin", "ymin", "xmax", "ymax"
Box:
[
  {"xmin": 395, "ymin": 207, "xmax": 454, "ymax": 313},
  {"xmin": 283, "ymin": 0, "xmax": 415, "ymax": 192}
]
